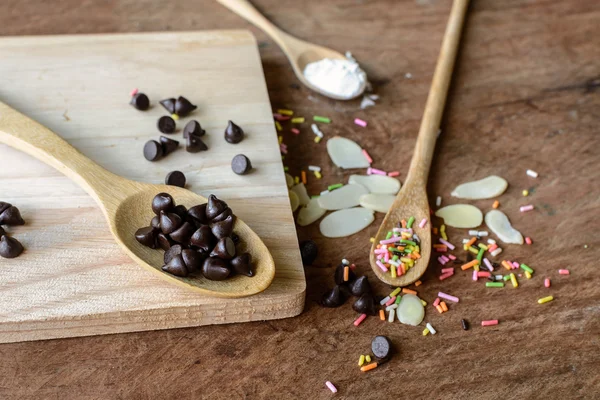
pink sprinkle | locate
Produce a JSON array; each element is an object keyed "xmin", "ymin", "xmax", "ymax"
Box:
[
  {"xmin": 379, "ymin": 237, "xmax": 400, "ymax": 245},
  {"xmin": 435, "ymin": 246, "xmax": 448, "ymax": 253},
  {"xmin": 544, "ymin": 278, "xmax": 551, "ymax": 288},
  {"xmin": 438, "ymin": 292, "xmax": 459, "ymax": 303},
  {"xmin": 361, "ymin": 149, "xmax": 373, "ymax": 164},
  {"xmin": 388, "ymin": 171, "xmax": 400, "ymax": 177},
  {"xmin": 441, "ymin": 268, "xmax": 454, "ymax": 273},
  {"xmin": 397, "ymin": 265, "xmax": 402, "ymax": 276},
  {"xmin": 366, "ymin": 167, "xmax": 372, "ymax": 175},
  {"xmin": 353, "ymin": 313, "xmax": 367, "ymax": 327},
  {"xmin": 376, "ymin": 260, "xmax": 388, "ymax": 272},
  {"xmin": 438, "ymin": 257, "xmax": 446, "ymax": 265},
  {"xmin": 448, "ymin": 254, "xmax": 456, "ymax": 260},
  {"xmin": 472, "ymin": 270, "xmax": 478, "ymax": 281},
  {"xmin": 439, "ymin": 238, "xmax": 455, "ymax": 250},
  {"xmin": 350, "ymin": 263, "xmax": 356, "ymax": 270},
  {"xmin": 374, "ymin": 248, "xmax": 388, "ymax": 254},
  {"xmin": 418, "ymin": 218, "xmax": 428, "ymax": 228},
  {"xmin": 483, "ymin": 258, "xmax": 493, "ymax": 272},
  {"xmin": 481, "ymin": 320, "xmax": 499, "ymax": 327},
  {"xmin": 355, "ymin": 118, "xmax": 368, "ymax": 127},
  {"xmin": 439, "ymin": 272, "xmax": 453, "ymax": 281},
  {"xmin": 384, "ymin": 252, "xmax": 389, "ymax": 263},
  {"xmin": 280, "ymin": 145, "xmax": 288, "ymax": 154},
  {"xmin": 525, "ymin": 237, "xmax": 532, "ymax": 245},
  {"xmin": 376, "ymin": 254, "xmax": 383, "ymax": 260},
  {"xmin": 273, "ymin": 114, "xmax": 291, "ymax": 121},
  {"xmin": 520, "ymin": 205, "xmax": 534, "ymax": 212},
  {"xmin": 385, "ymin": 296, "xmax": 396, "ymax": 306},
  {"xmin": 325, "ymin": 381, "xmax": 337, "ymax": 393},
  {"xmin": 291, "ymin": 128, "xmax": 300, "ymax": 135},
  {"xmin": 130, "ymin": 88, "xmax": 138, "ymax": 96},
  {"xmin": 512, "ymin": 261, "xmax": 519, "ymax": 268},
  {"xmin": 558, "ymin": 269, "xmax": 570, "ymax": 275},
  {"xmin": 478, "ymin": 271, "xmax": 491, "ymax": 278},
  {"xmin": 488, "ymin": 243, "xmax": 498, "ymax": 252},
  {"xmin": 433, "ymin": 298, "xmax": 441, "ymax": 308},
  {"xmin": 370, "ymin": 168, "xmax": 387, "ymax": 176},
  {"xmin": 441, "ymin": 255, "xmax": 450, "ymax": 263}
]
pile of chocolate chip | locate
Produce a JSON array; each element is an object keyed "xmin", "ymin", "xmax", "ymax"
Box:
[
  {"xmin": 134, "ymin": 193, "xmax": 253, "ymax": 280},
  {"xmin": 321, "ymin": 264, "xmax": 378, "ymax": 315},
  {"xmin": 0, "ymin": 202, "xmax": 25, "ymax": 259}
]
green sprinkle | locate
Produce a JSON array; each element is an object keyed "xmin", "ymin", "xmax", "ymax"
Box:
[
  {"xmin": 313, "ymin": 116, "xmax": 331, "ymax": 123},
  {"xmin": 392, "ymin": 255, "xmax": 399, "ymax": 261},
  {"xmin": 328, "ymin": 183, "xmax": 343, "ymax": 191},
  {"xmin": 283, "ymin": 166, "xmax": 289, "ymax": 171},
  {"xmin": 400, "ymin": 239, "xmax": 416, "ymax": 246},
  {"xmin": 503, "ymin": 275, "xmax": 511, "ymax": 281},
  {"xmin": 385, "ymin": 231, "xmax": 393, "ymax": 240},
  {"xmin": 476, "ymin": 248, "xmax": 485, "ymax": 262},
  {"xmin": 310, "ymin": 195, "xmax": 320, "ymax": 199},
  {"xmin": 395, "ymin": 296, "xmax": 402, "ymax": 305},
  {"xmin": 389, "ymin": 248, "xmax": 403, "ymax": 254},
  {"xmin": 486, "ymin": 282, "xmax": 504, "ymax": 288},
  {"xmin": 407, "ymin": 216, "xmax": 415, "ymax": 229},
  {"xmin": 520, "ymin": 264, "xmax": 534, "ymax": 273}
]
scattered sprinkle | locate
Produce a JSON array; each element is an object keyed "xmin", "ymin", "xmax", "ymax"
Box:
[
  {"xmin": 558, "ymin": 269, "xmax": 570, "ymax": 275},
  {"xmin": 354, "ymin": 118, "xmax": 368, "ymax": 127},
  {"xmin": 492, "ymin": 200, "xmax": 500, "ymax": 209},
  {"xmin": 275, "ymin": 121, "xmax": 282, "ymax": 131},
  {"xmin": 130, "ymin": 88, "xmax": 138, "ymax": 96},
  {"xmin": 438, "ymin": 292, "xmax": 459, "ymax": 303},
  {"xmin": 358, "ymin": 355, "xmax": 365, "ymax": 366},
  {"xmin": 313, "ymin": 115, "xmax": 331, "ymax": 124},
  {"xmin": 544, "ymin": 278, "xmax": 551, "ymax": 288},
  {"xmin": 436, "ymin": 196, "xmax": 442, "ymax": 207},
  {"xmin": 461, "ymin": 319, "xmax": 469, "ymax": 330},
  {"xmin": 522, "ymin": 189, "xmax": 529, "ymax": 196},
  {"xmin": 291, "ymin": 128, "xmax": 300, "ymax": 135},
  {"xmin": 353, "ymin": 313, "xmax": 367, "ymax": 327},
  {"xmin": 361, "ymin": 149, "xmax": 373, "ymax": 164},
  {"xmin": 291, "ymin": 117, "xmax": 305, "ymax": 123},
  {"xmin": 426, "ymin": 322, "xmax": 437, "ymax": 334},
  {"xmin": 387, "ymin": 171, "xmax": 400, "ymax": 177},
  {"xmin": 526, "ymin": 169, "xmax": 539, "ymax": 178},
  {"xmin": 520, "ymin": 204, "xmax": 534, "ymax": 212},
  {"xmin": 360, "ymin": 362, "xmax": 378, "ymax": 372},
  {"xmin": 325, "ymin": 381, "xmax": 337, "ymax": 393},
  {"xmin": 538, "ymin": 295, "xmax": 554, "ymax": 304},
  {"xmin": 481, "ymin": 320, "xmax": 499, "ymax": 327},
  {"xmin": 525, "ymin": 237, "xmax": 533, "ymax": 245},
  {"xmin": 278, "ymin": 109, "xmax": 294, "ymax": 116}
]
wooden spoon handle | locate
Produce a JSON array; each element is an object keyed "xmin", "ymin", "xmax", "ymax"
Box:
[
  {"xmin": 0, "ymin": 102, "xmax": 125, "ymax": 204},
  {"xmin": 405, "ymin": 0, "xmax": 470, "ymax": 187}
]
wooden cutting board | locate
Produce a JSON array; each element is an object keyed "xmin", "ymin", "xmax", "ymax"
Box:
[{"xmin": 0, "ymin": 31, "xmax": 305, "ymax": 343}]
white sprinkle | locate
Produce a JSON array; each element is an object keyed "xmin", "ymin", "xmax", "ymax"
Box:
[
  {"xmin": 386, "ymin": 304, "xmax": 398, "ymax": 311},
  {"xmin": 462, "ymin": 239, "xmax": 470, "ymax": 244},
  {"xmin": 487, "ymin": 238, "xmax": 496, "ymax": 244},
  {"xmin": 405, "ymin": 72, "xmax": 413, "ymax": 79},
  {"xmin": 310, "ymin": 123, "xmax": 323, "ymax": 137},
  {"xmin": 388, "ymin": 308, "xmax": 396, "ymax": 323},
  {"xmin": 526, "ymin": 169, "xmax": 539, "ymax": 178},
  {"xmin": 308, "ymin": 165, "xmax": 321, "ymax": 172},
  {"xmin": 388, "ymin": 260, "xmax": 400, "ymax": 267},
  {"xmin": 468, "ymin": 230, "xmax": 479, "ymax": 236},
  {"xmin": 495, "ymin": 274, "xmax": 503, "ymax": 280},
  {"xmin": 478, "ymin": 231, "xmax": 489, "ymax": 237},
  {"xmin": 380, "ymin": 296, "xmax": 391, "ymax": 305},
  {"xmin": 436, "ymin": 196, "xmax": 442, "ymax": 207},
  {"xmin": 490, "ymin": 248, "xmax": 503, "ymax": 257},
  {"xmin": 426, "ymin": 322, "xmax": 437, "ymax": 335},
  {"xmin": 342, "ymin": 259, "xmax": 350, "ymax": 265}
]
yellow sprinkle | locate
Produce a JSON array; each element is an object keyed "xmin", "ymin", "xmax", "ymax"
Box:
[
  {"xmin": 275, "ymin": 121, "xmax": 282, "ymax": 131},
  {"xmin": 391, "ymin": 266, "xmax": 397, "ymax": 278},
  {"xmin": 294, "ymin": 176, "xmax": 299, "ymax": 184},
  {"xmin": 525, "ymin": 271, "xmax": 532, "ymax": 279},
  {"xmin": 171, "ymin": 113, "xmax": 179, "ymax": 120},
  {"xmin": 510, "ymin": 273, "xmax": 518, "ymax": 288},
  {"xmin": 389, "ymin": 288, "xmax": 402, "ymax": 298},
  {"xmin": 474, "ymin": 264, "xmax": 480, "ymax": 272},
  {"xmin": 420, "ymin": 300, "xmax": 427, "ymax": 306},
  {"xmin": 440, "ymin": 224, "xmax": 446, "ymax": 232},
  {"xmin": 314, "ymin": 136, "xmax": 322, "ymax": 143},
  {"xmin": 358, "ymin": 354, "xmax": 365, "ymax": 366},
  {"xmin": 400, "ymin": 257, "xmax": 412, "ymax": 264},
  {"xmin": 365, "ymin": 355, "xmax": 371, "ymax": 363},
  {"xmin": 538, "ymin": 295, "xmax": 554, "ymax": 304},
  {"xmin": 278, "ymin": 135, "xmax": 283, "ymax": 144},
  {"xmin": 441, "ymin": 231, "xmax": 448, "ymax": 241},
  {"xmin": 478, "ymin": 243, "xmax": 488, "ymax": 250},
  {"xmin": 463, "ymin": 244, "xmax": 469, "ymax": 251},
  {"xmin": 522, "ymin": 190, "xmax": 529, "ymax": 196},
  {"xmin": 369, "ymin": 237, "xmax": 375, "ymax": 243},
  {"xmin": 277, "ymin": 109, "xmax": 293, "ymax": 116},
  {"xmin": 291, "ymin": 117, "xmax": 305, "ymax": 123},
  {"xmin": 468, "ymin": 246, "xmax": 479, "ymax": 255},
  {"xmin": 314, "ymin": 171, "xmax": 322, "ymax": 179},
  {"xmin": 422, "ymin": 328, "xmax": 430, "ymax": 336}
]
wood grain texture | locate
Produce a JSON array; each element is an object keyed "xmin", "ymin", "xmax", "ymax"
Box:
[
  {"xmin": 0, "ymin": 0, "xmax": 599, "ymax": 399},
  {"xmin": 0, "ymin": 31, "xmax": 304, "ymax": 342}
]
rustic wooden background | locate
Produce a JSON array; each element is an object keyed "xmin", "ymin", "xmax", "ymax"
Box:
[{"xmin": 1, "ymin": 0, "xmax": 599, "ymax": 399}]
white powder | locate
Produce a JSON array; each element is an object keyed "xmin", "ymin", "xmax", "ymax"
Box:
[{"xmin": 302, "ymin": 54, "xmax": 367, "ymax": 100}]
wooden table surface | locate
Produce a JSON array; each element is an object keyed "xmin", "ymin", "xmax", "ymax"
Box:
[{"xmin": 1, "ymin": 1, "xmax": 599, "ymax": 399}]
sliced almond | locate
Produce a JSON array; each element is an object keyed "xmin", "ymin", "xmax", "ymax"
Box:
[
  {"xmin": 320, "ymin": 207, "xmax": 374, "ymax": 238},
  {"xmin": 485, "ymin": 209, "xmax": 524, "ymax": 244},
  {"xmin": 451, "ymin": 175, "xmax": 508, "ymax": 199},
  {"xmin": 396, "ymin": 294, "xmax": 425, "ymax": 326},
  {"xmin": 297, "ymin": 197, "xmax": 327, "ymax": 226},
  {"xmin": 317, "ymin": 184, "xmax": 369, "ymax": 210},
  {"xmin": 326, "ymin": 137, "xmax": 370, "ymax": 169},
  {"xmin": 349, "ymin": 175, "xmax": 401, "ymax": 194},
  {"xmin": 359, "ymin": 193, "xmax": 395, "ymax": 213},
  {"xmin": 435, "ymin": 204, "xmax": 483, "ymax": 228},
  {"xmin": 289, "ymin": 190, "xmax": 300, "ymax": 212},
  {"xmin": 290, "ymin": 182, "xmax": 310, "ymax": 206}
]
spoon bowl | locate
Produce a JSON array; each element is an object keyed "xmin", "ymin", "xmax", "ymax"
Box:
[{"xmin": 0, "ymin": 101, "xmax": 275, "ymax": 298}]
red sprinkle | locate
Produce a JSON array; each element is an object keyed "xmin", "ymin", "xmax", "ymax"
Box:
[{"xmin": 130, "ymin": 88, "xmax": 139, "ymax": 96}]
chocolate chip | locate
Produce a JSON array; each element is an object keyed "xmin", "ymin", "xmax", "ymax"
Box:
[
  {"xmin": 231, "ymin": 232, "xmax": 240, "ymax": 245},
  {"xmin": 143, "ymin": 140, "xmax": 163, "ymax": 162},
  {"xmin": 352, "ymin": 294, "xmax": 376, "ymax": 315},
  {"xmin": 130, "ymin": 93, "xmax": 149, "ymax": 111},
  {"xmin": 321, "ymin": 285, "xmax": 346, "ymax": 308},
  {"xmin": 157, "ymin": 232, "xmax": 174, "ymax": 251},
  {"xmin": 186, "ymin": 133, "xmax": 208, "ymax": 153},
  {"xmin": 175, "ymin": 96, "xmax": 197, "ymax": 117},
  {"xmin": 299, "ymin": 240, "xmax": 318, "ymax": 265},
  {"xmin": 190, "ymin": 225, "xmax": 215, "ymax": 252},
  {"xmin": 371, "ymin": 336, "xmax": 393, "ymax": 360},
  {"xmin": 181, "ymin": 249, "xmax": 205, "ymax": 273},
  {"xmin": 211, "ymin": 215, "xmax": 234, "ymax": 239},
  {"xmin": 183, "ymin": 120, "xmax": 205, "ymax": 138},
  {"xmin": 0, "ymin": 226, "xmax": 5, "ymax": 238},
  {"xmin": 165, "ymin": 171, "xmax": 186, "ymax": 188},
  {"xmin": 164, "ymin": 244, "xmax": 184, "ymax": 264},
  {"xmin": 201, "ymin": 257, "xmax": 231, "ymax": 280},
  {"xmin": 162, "ymin": 254, "xmax": 188, "ymax": 277},
  {"xmin": 206, "ymin": 195, "xmax": 227, "ymax": 220},
  {"xmin": 151, "ymin": 215, "xmax": 161, "ymax": 230},
  {"xmin": 173, "ymin": 205, "xmax": 188, "ymax": 221},
  {"xmin": 349, "ymin": 276, "xmax": 371, "ymax": 297},
  {"xmin": 0, "ymin": 206, "xmax": 24, "ymax": 226},
  {"xmin": 231, "ymin": 154, "xmax": 252, "ymax": 175},
  {"xmin": 152, "ymin": 193, "xmax": 174, "ymax": 215},
  {"xmin": 334, "ymin": 263, "xmax": 356, "ymax": 286},
  {"xmin": 0, "ymin": 236, "xmax": 24, "ymax": 258},
  {"xmin": 210, "ymin": 237, "xmax": 236, "ymax": 260},
  {"xmin": 211, "ymin": 207, "xmax": 232, "ymax": 223},
  {"xmin": 224, "ymin": 120, "xmax": 244, "ymax": 144},
  {"xmin": 135, "ymin": 226, "xmax": 157, "ymax": 249},
  {"xmin": 461, "ymin": 319, "xmax": 470, "ymax": 331},
  {"xmin": 230, "ymin": 252, "xmax": 253, "ymax": 277},
  {"xmin": 0, "ymin": 202, "xmax": 11, "ymax": 215},
  {"xmin": 159, "ymin": 136, "xmax": 180, "ymax": 156},
  {"xmin": 159, "ymin": 98, "xmax": 176, "ymax": 114},
  {"xmin": 157, "ymin": 115, "xmax": 176, "ymax": 134},
  {"xmin": 169, "ymin": 221, "xmax": 195, "ymax": 244},
  {"xmin": 159, "ymin": 210, "xmax": 183, "ymax": 235},
  {"xmin": 188, "ymin": 204, "xmax": 209, "ymax": 225}
]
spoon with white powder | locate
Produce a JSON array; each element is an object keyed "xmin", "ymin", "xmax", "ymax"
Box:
[{"xmin": 217, "ymin": 0, "xmax": 367, "ymax": 100}]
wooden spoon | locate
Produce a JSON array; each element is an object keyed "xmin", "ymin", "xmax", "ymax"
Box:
[
  {"xmin": 217, "ymin": 0, "xmax": 366, "ymax": 100},
  {"xmin": 0, "ymin": 102, "xmax": 275, "ymax": 298},
  {"xmin": 370, "ymin": 0, "xmax": 470, "ymax": 286}
]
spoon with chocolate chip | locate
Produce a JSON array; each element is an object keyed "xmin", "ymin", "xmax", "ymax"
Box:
[{"xmin": 0, "ymin": 102, "xmax": 275, "ymax": 298}]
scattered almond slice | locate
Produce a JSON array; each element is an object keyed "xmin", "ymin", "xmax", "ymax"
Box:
[
  {"xmin": 290, "ymin": 183, "xmax": 310, "ymax": 206},
  {"xmin": 359, "ymin": 193, "xmax": 395, "ymax": 213},
  {"xmin": 317, "ymin": 184, "xmax": 369, "ymax": 210},
  {"xmin": 396, "ymin": 294, "xmax": 425, "ymax": 326},
  {"xmin": 435, "ymin": 204, "xmax": 483, "ymax": 228},
  {"xmin": 297, "ymin": 197, "xmax": 327, "ymax": 226},
  {"xmin": 451, "ymin": 175, "xmax": 508, "ymax": 199},
  {"xmin": 285, "ymin": 173, "xmax": 294, "ymax": 188},
  {"xmin": 288, "ymin": 190, "xmax": 300, "ymax": 212},
  {"xmin": 320, "ymin": 207, "xmax": 374, "ymax": 238},
  {"xmin": 349, "ymin": 175, "xmax": 401, "ymax": 194},
  {"xmin": 326, "ymin": 137, "xmax": 370, "ymax": 169},
  {"xmin": 485, "ymin": 209, "xmax": 524, "ymax": 244}
]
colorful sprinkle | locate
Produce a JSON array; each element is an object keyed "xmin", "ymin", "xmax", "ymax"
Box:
[
  {"xmin": 360, "ymin": 362, "xmax": 378, "ymax": 372},
  {"xmin": 291, "ymin": 117, "xmax": 305, "ymax": 123},
  {"xmin": 525, "ymin": 237, "xmax": 533, "ymax": 245},
  {"xmin": 544, "ymin": 278, "xmax": 551, "ymax": 288},
  {"xmin": 354, "ymin": 118, "xmax": 368, "ymax": 127},
  {"xmin": 388, "ymin": 171, "xmax": 400, "ymax": 177},
  {"xmin": 325, "ymin": 381, "xmax": 337, "ymax": 393},
  {"xmin": 353, "ymin": 313, "xmax": 367, "ymax": 327},
  {"xmin": 313, "ymin": 115, "xmax": 331, "ymax": 123},
  {"xmin": 558, "ymin": 269, "xmax": 570, "ymax": 275},
  {"xmin": 492, "ymin": 200, "xmax": 500, "ymax": 209},
  {"xmin": 538, "ymin": 296, "xmax": 554, "ymax": 304},
  {"xmin": 526, "ymin": 169, "xmax": 539, "ymax": 178},
  {"xmin": 361, "ymin": 149, "xmax": 373, "ymax": 164},
  {"xmin": 438, "ymin": 292, "xmax": 459, "ymax": 303},
  {"xmin": 277, "ymin": 109, "xmax": 294, "ymax": 116},
  {"xmin": 481, "ymin": 320, "xmax": 499, "ymax": 327},
  {"xmin": 520, "ymin": 205, "xmax": 534, "ymax": 212},
  {"xmin": 129, "ymin": 88, "xmax": 138, "ymax": 96},
  {"xmin": 291, "ymin": 128, "xmax": 300, "ymax": 134}
]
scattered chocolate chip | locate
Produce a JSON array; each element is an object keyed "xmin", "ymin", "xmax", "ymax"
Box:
[
  {"xmin": 0, "ymin": 206, "xmax": 24, "ymax": 226},
  {"xmin": 352, "ymin": 294, "xmax": 376, "ymax": 315},
  {"xmin": 211, "ymin": 215, "xmax": 234, "ymax": 239},
  {"xmin": 224, "ymin": 120, "xmax": 244, "ymax": 144},
  {"xmin": 190, "ymin": 225, "xmax": 215, "ymax": 252},
  {"xmin": 349, "ymin": 276, "xmax": 371, "ymax": 297},
  {"xmin": 135, "ymin": 226, "xmax": 157, "ymax": 249},
  {"xmin": 175, "ymin": 96, "xmax": 197, "ymax": 117},
  {"xmin": 164, "ymin": 244, "xmax": 184, "ymax": 264},
  {"xmin": 183, "ymin": 120, "xmax": 205, "ymax": 138},
  {"xmin": 371, "ymin": 336, "xmax": 393, "ymax": 360},
  {"xmin": 157, "ymin": 115, "xmax": 176, "ymax": 134},
  {"xmin": 0, "ymin": 202, "xmax": 11, "ymax": 214},
  {"xmin": 159, "ymin": 98, "xmax": 176, "ymax": 114},
  {"xmin": 159, "ymin": 136, "xmax": 180, "ymax": 156},
  {"xmin": 186, "ymin": 133, "xmax": 208, "ymax": 153},
  {"xmin": 230, "ymin": 253, "xmax": 253, "ymax": 277},
  {"xmin": 157, "ymin": 232, "xmax": 174, "ymax": 251},
  {"xmin": 461, "ymin": 319, "xmax": 470, "ymax": 330},
  {"xmin": 188, "ymin": 204, "xmax": 209, "ymax": 225},
  {"xmin": 162, "ymin": 254, "xmax": 188, "ymax": 277},
  {"xmin": 130, "ymin": 93, "xmax": 149, "ymax": 111},
  {"xmin": 143, "ymin": 140, "xmax": 163, "ymax": 162},
  {"xmin": 201, "ymin": 257, "xmax": 231, "ymax": 280},
  {"xmin": 206, "ymin": 195, "xmax": 227, "ymax": 220},
  {"xmin": 210, "ymin": 237, "xmax": 236, "ymax": 260},
  {"xmin": 159, "ymin": 210, "xmax": 183, "ymax": 235},
  {"xmin": 165, "ymin": 170, "xmax": 186, "ymax": 188},
  {"xmin": 152, "ymin": 193, "xmax": 174, "ymax": 215},
  {"xmin": 151, "ymin": 215, "xmax": 161, "ymax": 230},
  {"xmin": 334, "ymin": 263, "xmax": 356, "ymax": 285},
  {"xmin": 299, "ymin": 240, "xmax": 318, "ymax": 265},
  {"xmin": 321, "ymin": 285, "xmax": 346, "ymax": 308},
  {"xmin": 0, "ymin": 236, "xmax": 24, "ymax": 258},
  {"xmin": 211, "ymin": 207, "xmax": 232, "ymax": 223},
  {"xmin": 169, "ymin": 221, "xmax": 195, "ymax": 244},
  {"xmin": 181, "ymin": 249, "xmax": 204, "ymax": 273},
  {"xmin": 231, "ymin": 154, "xmax": 252, "ymax": 175}
]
